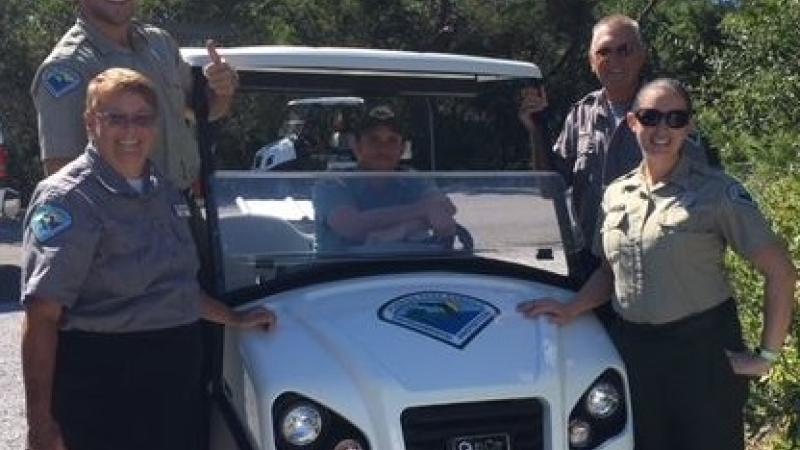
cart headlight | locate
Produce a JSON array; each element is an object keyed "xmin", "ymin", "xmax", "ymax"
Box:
[
  {"xmin": 280, "ymin": 403, "xmax": 323, "ymax": 446},
  {"xmin": 568, "ymin": 369, "xmax": 627, "ymax": 449},
  {"xmin": 273, "ymin": 393, "xmax": 371, "ymax": 450},
  {"xmin": 568, "ymin": 419, "xmax": 591, "ymax": 448},
  {"xmin": 585, "ymin": 382, "xmax": 621, "ymax": 419}
]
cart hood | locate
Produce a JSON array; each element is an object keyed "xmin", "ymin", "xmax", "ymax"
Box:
[{"xmin": 238, "ymin": 273, "xmax": 613, "ymax": 398}]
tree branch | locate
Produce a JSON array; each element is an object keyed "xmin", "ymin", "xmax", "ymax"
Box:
[
  {"xmin": 547, "ymin": 39, "xmax": 582, "ymax": 79},
  {"xmin": 427, "ymin": 0, "xmax": 454, "ymax": 51},
  {"xmin": 637, "ymin": 0, "xmax": 662, "ymax": 25}
]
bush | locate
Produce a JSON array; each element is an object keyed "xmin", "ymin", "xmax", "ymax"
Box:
[
  {"xmin": 725, "ymin": 173, "xmax": 800, "ymax": 449},
  {"xmin": 696, "ymin": 3, "xmax": 800, "ymax": 444}
]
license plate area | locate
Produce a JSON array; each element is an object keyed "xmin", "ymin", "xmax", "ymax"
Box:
[{"xmin": 449, "ymin": 433, "xmax": 510, "ymax": 450}]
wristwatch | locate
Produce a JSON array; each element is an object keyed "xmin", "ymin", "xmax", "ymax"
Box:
[{"xmin": 756, "ymin": 347, "xmax": 780, "ymax": 364}]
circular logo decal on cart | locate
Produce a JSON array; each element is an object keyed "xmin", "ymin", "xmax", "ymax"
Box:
[{"xmin": 378, "ymin": 291, "xmax": 499, "ymax": 349}]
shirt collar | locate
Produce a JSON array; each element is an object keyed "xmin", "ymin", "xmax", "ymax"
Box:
[
  {"xmin": 598, "ymin": 86, "xmax": 639, "ymax": 120},
  {"xmin": 620, "ymin": 167, "xmax": 645, "ymax": 196},
  {"xmin": 595, "ymin": 89, "xmax": 610, "ymax": 125},
  {"xmin": 664, "ymin": 148, "xmax": 693, "ymax": 191},
  {"xmin": 595, "ymin": 89, "xmax": 633, "ymax": 131},
  {"xmin": 86, "ymin": 145, "xmax": 160, "ymax": 197},
  {"xmin": 630, "ymin": 146, "xmax": 694, "ymax": 194},
  {"xmin": 76, "ymin": 16, "xmax": 148, "ymax": 56}
]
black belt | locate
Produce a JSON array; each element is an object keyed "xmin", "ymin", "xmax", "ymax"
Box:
[
  {"xmin": 59, "ymin": 320, "xmax": 201, "ymax": 344},
  {"xmin": 615, "ymin": 298, "xmax": 737, "ymax": 340}
]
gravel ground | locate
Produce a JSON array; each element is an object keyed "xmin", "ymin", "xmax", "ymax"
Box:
[
  {"xmin": 0, "ymin": 312, "xmax": 25, "ymax": 450},
  {"xmin": 0, "ymin": 218, "xmax": 25, "ymax": 450}
]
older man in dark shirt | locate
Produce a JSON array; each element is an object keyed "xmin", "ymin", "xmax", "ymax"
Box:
[{"xmin": 518, "ymin": 14, "xmax": 709, "ymax": 278}]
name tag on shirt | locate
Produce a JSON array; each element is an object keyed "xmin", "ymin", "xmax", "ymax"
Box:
[{"xmin": 173, "ymin": 204, "xmax": 191, "ymax": 218}]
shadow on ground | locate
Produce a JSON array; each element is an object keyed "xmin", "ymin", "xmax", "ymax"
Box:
[{"xmin": 0, "ymin": 265, "xmax": 21, "ymax": 311}]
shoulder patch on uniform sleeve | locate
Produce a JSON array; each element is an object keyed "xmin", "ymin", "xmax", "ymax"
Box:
[
  {"xmin": 42, "ymin": 66, "xmax": 82, "ymax": 98},
  {"xmin": 726, "ymin": 182, "xmax": 757, "ymax": 208},
  {"xmin": 30, "ymin": 204, "xmax": 73, "ymax": 243}
]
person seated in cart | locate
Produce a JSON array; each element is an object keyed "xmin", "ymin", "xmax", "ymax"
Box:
[{"xmin": 313, "ymin": 105, "xmax": 457, "ymax": 252}]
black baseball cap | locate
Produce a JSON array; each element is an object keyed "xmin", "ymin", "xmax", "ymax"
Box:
[{"xmin": 356, "ymin": 104, "xmax": 402, "ymax": 136}]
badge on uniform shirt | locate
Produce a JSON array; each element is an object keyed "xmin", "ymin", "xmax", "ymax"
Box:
[
  {"xmin": 173, "ymin": 203, "xmax": 191, "ymax": 218},
  {"xmin": 30, "ymin": 204, "xmax": 73, "ymax": 243},
  {"xmin": 726, "ymin": 183, "xmax": 757, "ymax": 208},
  {"xmin": 42, "ymin": 66, "xmax": 82, "ymax": 98}
]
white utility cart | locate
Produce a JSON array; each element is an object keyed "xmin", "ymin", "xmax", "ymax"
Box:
[{"xmin": 182, "ymin": 46, "xmax": 633, "ymax": 450}]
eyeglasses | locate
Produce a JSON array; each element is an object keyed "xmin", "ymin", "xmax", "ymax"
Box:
[
  {"xmin": 633, "ymin": 109, "xmax": 691, "ymax": 129},
  {"xmin": 594, "ymin": 43, "xmax": 635, "ymax": 59},
  {"xmin": 96, "ymin": 111, "xmax": 158, "ymax": 129}
]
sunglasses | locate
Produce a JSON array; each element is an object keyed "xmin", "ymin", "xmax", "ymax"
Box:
[
  {"xmin": 633, "ymin": 109, "xmax": 691, "ymax": 129},
  {"xmin": 96, "ymin": 111, "xmax": 158, "ymax": 129},
  {"xmin": 594, "ymin": 43, "xmax": 634, "ymax": 59}
]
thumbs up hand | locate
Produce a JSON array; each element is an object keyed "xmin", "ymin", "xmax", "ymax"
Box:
[{"xmin": 203, "ymin": 39, "xmax": 238, "ymax": 98}]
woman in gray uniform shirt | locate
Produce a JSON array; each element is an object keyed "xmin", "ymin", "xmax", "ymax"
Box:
[
  {"xmin": 518, "ymin": 78, "xmax": 796, "ymax": 450},
  {"xmin": 21, "ymin": 68, "xmax": 276, "ymax": 450}
]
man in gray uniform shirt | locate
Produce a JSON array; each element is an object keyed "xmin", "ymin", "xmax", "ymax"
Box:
[
  {"xmin": 21, "ymin": 68, "xmax": 273, "ymax": 450},
  {"xmin": 32, "ymin": 0, "xmax": 237, "ymax": 189},
  {"xmin": 518, "ymin": 14, "xmax": 709, "ymax": 278}
]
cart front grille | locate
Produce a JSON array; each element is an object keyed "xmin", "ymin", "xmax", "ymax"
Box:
[{"xmin": 400, "ymin": 398, "xmax": 544, "ymax": 450}]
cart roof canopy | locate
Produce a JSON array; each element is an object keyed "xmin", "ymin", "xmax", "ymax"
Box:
[{"xmin": 181, "ymin": 46, "xmax": 541, "ymax": 79}]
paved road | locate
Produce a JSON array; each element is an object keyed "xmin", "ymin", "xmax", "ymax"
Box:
[
  {"xmin": 0, "ymin": 218, "xmax": 24, "ymax": 450},
  {"xmin": 0, "ymin": 311, "xmax": 24, "ymax": 450}
]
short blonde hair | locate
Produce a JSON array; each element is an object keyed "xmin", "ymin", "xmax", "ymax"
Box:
[
  {"xmin": 85, "ymin": 68, "xmax": 158, "ymax": 116},
  {"xmin": 590, "ymin": 14, "xmax": 644, "ymax": 55}
]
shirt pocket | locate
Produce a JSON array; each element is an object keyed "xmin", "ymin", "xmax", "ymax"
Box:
[
  {"xmin": 658, "ymin": 206, "xmax": 691, "ymax": 232},
  {"xmin": 142, "ymin": 40, "xmax": 187, "ymax": 117},
  {"xmin": 164, "ymin": 75, "xmax": 188, "ymax": 118},
  {"xmin": 574, "ymin": 131, "xmax": 605, "ymax": 192},
  {"xmin": 574, "ymin": 131, "xmax": 596, "ymax": 173},
  {"xmin": 151, "ymin": 53, "xmax": 188, "ymax": 119},
  {"xmin": 167, "ymin": 214, "xmax": 200, "ymax": 270},
  {"xmin": 601, "ymin": 209, "xmax": 637, "ymax": 306},
  {"xmin": 600, "ymin": 209, "xmax": 629, "ymax": 263},
  {"xmin": 655, "ymin": 205, "xmax": 720, "ymax": 264},
  {"xmin": 96, "ymin": 217, "xmax": 146, "ymax": 294},
  {"xmin": 655, "ymin": 205, "xmax": 711, "ymax": 242}
]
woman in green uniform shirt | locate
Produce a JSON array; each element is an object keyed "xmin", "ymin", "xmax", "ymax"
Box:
[{"xmin": 517, "ymin": 78, "xmax": 796, "ymax": 450}]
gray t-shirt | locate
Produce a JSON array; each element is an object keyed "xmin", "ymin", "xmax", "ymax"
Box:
[
  {"xmin": 21, "ymin": 147, "xmax": 201, "ymax": 332},
  {"xmin": 312, "ymin": 175, "xmax": 435, "ymax": 252}
]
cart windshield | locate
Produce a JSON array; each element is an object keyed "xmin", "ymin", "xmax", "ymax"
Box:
[{"xmin": 211, "ymin": 170, "xmax": 578, "ymax": 293}]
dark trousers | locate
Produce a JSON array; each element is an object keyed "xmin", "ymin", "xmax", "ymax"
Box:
[
  {"xmin": 611, "ymin": 300, "xmax": 749, "ymax": 450},
  {"xmin": 53, "ymin": 322, "xmax": 205, "ymax": 450}
]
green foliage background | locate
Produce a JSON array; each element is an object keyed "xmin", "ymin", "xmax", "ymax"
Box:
[
  {"xmin": 0, "ymin": 0, "xmax": 797, "ymax": 447},
  {"xmin": 699, "ymin": 2, "xmax": 800, "ymax": 447}
]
